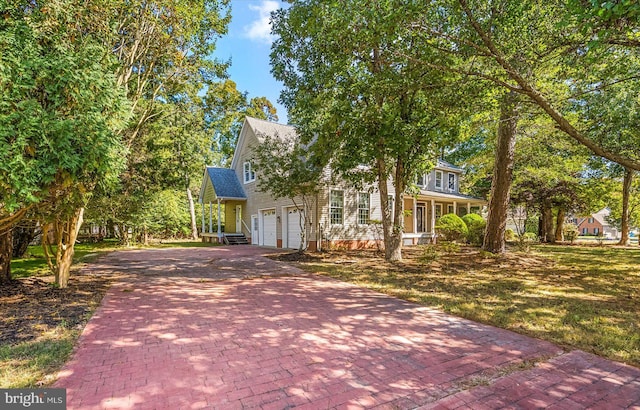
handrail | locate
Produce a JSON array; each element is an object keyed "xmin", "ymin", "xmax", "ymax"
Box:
[{"xmin": 241, "ymin": 219, "xmax": 251, "ymax": 235}]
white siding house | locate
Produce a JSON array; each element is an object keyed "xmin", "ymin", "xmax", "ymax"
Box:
[{"xmin": 199, "ymin": 117, "xmax": 486, "ymax": 250}]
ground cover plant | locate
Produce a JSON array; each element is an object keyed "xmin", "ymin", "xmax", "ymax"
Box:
[
  {"xmin": 280, "ymin": 244, "xmax": 640, "ymax": 367},
  {"xmin": 0, "ymin": 240, "xmax": 217, "ymax": 387}
]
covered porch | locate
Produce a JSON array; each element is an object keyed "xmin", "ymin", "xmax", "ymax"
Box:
[
  {"xmin": 199, "ymin": 167, "xmax": 248, "ymax": 244},
  {"xmin": 402, "ymin": 193, "xmax": 486, "ymax": 245}
]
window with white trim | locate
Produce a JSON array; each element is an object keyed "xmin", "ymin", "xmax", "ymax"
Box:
[
  {"xmin": 330, "ymin": 190, "xmax": 344, "ymax": 225},
  {"xmin": 447, "ymin": 205, "xmax": 454, "ymax": 214},
  {"xmin": 243, "ymin": 162, "xmax": 255, "ymax": 183},
  {"xmin": 435, "ymin": 204, "xmax": 442, "ymax": 219},
  {"xmin": 416, "ymin": 174, "xmax": 426, "ymax": 187},
  {"xmin": 448, "ymin": 173, "xmax": 456, "ymax": 192},
  {"xmin": 358, "ymin": 192, "xmax": 370, "ymax": 225},
  {"xmin": 594, "ymin": 227, "xmax": 599, "ymax": 235},
  {"xmin": 435, "ymin": 170, "xmax": 443, "ymax": 190}
]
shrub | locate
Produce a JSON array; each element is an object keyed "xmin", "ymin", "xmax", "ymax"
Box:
[
  {"xmin": 522, "ymin": 232, "xmax": 538, "ymax": 242},
  {"xmin": 563, "ymin": 223, "xmax": 579, "ymax": 244},
  {"xmin": 505, "ymin": 229, "xmax": 516, "ymax": 242},
  {"xmin": 462, "ymin": 213, "xmax": 486, "ymax": 246},
  {"xmin": 435, "ymin": 213, "xmax": 468, "ymax": 242}
]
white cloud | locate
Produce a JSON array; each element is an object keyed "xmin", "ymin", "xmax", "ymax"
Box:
[{"xmin": 244, "ymin": 0, "xmax": 280, "ymax": 44}]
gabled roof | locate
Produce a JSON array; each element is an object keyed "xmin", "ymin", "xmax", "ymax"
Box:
[
  {"xmin": 245, "ymin": 116, "xmax": 297, "ymax": 142},
  {"xmin": 436, "ymin": 159, "xmax": 463, "ymax": 172},
  {"xmin": 230, "ymin": 116, "xmax": 297, "ymax": 170},
  {"xmin": 199, "ymin": 167, "xmax": 246, "ymax": 203}
]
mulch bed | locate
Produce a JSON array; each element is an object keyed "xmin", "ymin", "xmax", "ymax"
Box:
[{"xmin": 0, "ymin": 270, "xmax": 122, "ymax": 345}]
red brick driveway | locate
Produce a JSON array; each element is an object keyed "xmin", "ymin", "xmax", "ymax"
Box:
[{"xmin": 55, "ymin": 246, "xmax": 640, "ymax": 409}]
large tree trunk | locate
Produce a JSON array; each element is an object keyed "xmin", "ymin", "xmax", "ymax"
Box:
[
  {"xmin": 186, "ymin": 186, "xmax": 198, "ymax": 240},
  {"xmin": 43, "ymin": 208, "xmax": 84, "ymax": 289},
  {"xmin": 555, "ymin": 208, "xmax": 565, "ymax": 243},
  {"xmin": 539, "ymin": 203, "xmax": 554, "ymax": 243},
  {"xmin": 0, "ymin": 229, "xmax": 13, "ymax": 284},
  {"xmin": 483, "ymin": 91, "xmax": 519, "ymax": 254},
  {"xmin": 376, "ymin": 153, "xmax": 404, "ymax": 262},
  {"xmin": 619, "ymin": 168, "xmax": 632, "ymax": 246}
]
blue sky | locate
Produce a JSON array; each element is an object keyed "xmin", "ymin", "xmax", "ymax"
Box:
[{"xmin": 213, "ymin": 0, "xmax": 289, "ymax": 123}]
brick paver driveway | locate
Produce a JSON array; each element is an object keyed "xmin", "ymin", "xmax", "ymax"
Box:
[{"xmin": 55, "ymin": 246, "xmax": 640, "ymax": 409}]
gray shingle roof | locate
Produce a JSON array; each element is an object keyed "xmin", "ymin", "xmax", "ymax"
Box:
[{"xmin": 206, "ymin": 167, "xmax": 246, "ymax": 200}]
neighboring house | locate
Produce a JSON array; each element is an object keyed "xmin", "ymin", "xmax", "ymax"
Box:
[
  {"xmin": 573, "ymin": 208, "xmax": 619, "ymax": 239},
  {"xmin": 198, "ymin": 117, "xmax": 486, "ymax": 250}
]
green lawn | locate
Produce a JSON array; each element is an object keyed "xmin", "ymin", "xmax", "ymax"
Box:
[{"xmin": 297, "ymin": 244, "xmax": 640, "ymax": 367}]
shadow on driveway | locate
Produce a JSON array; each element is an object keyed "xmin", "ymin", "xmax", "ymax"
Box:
[{"xmin": 55, "ymin": 246, "xmax": 640, "ymax": 409}]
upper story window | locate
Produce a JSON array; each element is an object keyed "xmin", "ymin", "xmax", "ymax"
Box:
[
  {"xmin": 448, "ymin": 173, "xmax": 456, "ymax": 192},
  {"xmin": 435, "ymin": 170, "xmax": 443, "ymax": 190},
  {"xmin": 416, "ymin": 174, "xmax": 426, "ymax": 187},
  {"xmin": 588, "ymin": 217, "xmax": 594, "ymax": 224},
  {"xmin": 358, "ymin": 192, "xmax": 370, "ymax": 225},
  {"xmin": 330, "ymin": 190, "xmax": 344, "ymax": 225},
  {"xmin": 243, "ymin": 162, "xmax": 255, "ymax": 183}
]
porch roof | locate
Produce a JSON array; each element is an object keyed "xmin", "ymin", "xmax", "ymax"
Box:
[
  {"xmin": 415, "ymin": 189, "xmax": 486, "ymax": 204},
  {"xmin": 199, "ymin": 167, "xmax": 247, "ymax": 204}
]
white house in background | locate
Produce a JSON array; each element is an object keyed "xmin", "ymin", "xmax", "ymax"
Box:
[{"xmin": 198, "ymin": 117, "xmax": 486, "ymax": 250}]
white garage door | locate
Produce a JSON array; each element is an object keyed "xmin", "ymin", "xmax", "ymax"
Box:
[
  {"xmin": 287, "ymin": 208, "xmax": 303, "ymax": 249},
  {"xmin": 261, "ymin": 209, "xmax": 277, "ymax": 247}
]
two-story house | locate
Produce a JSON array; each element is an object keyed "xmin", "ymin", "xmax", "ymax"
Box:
[{"xmin": 199, "ymin": 117, "xmax": 486, "ymax": 250}]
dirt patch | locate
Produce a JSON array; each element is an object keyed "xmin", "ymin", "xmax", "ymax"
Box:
[{"xmin": 0, "ymin": 269, "xmax": 123, "ymax": 345}]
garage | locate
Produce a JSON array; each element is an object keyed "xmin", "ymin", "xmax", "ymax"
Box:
[
  {"xmin": 260, "ymin": 209, "xmax": 277, "ymax": 247},
  {"xmin": 286, "ymin": 207, "xmax": 303, "ymax": 249}
]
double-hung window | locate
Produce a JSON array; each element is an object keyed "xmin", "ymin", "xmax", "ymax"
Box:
[
  {"xmin": 330, "ymin": 190, "xmax": 344, "ymax": 225},
  {"xmin": 435, "ymin": 170, "xmax": 443, "ymax": 190},
  {"xmin": 243, "ymin": 162, "xmax": 255, "ymax": 183},
  {"xmin": 358, "ymin": 192, "xmax": 370, "ymax": 225},
  {"xmin": 448, "ymin": 173, "xmax": 456, "ymax": 192}
]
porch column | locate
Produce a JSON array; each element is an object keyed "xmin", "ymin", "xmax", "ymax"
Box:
[
  {"xmin": 201, "ymin": 201, "xmax": 205, "ymax": 236},
  {"xmin": 209, "ymin": 201, "xmax": 213, "ymax": 233},
  {"xmin": 217, "ymin": 198, "xmax": 222, "ymax": 241},
  {"xmin": 467, "ymin": 202, "xmax": 471, "ymax": 215},
  {"xmin": 413, "ymin": 198, "xmax": 417, "ymax": 234},
  {"xmin": 453, "ymin": 201, "xmax": 457, "ymax": 216},
  {"xmin": 431, "ymin": 199, "xmax": 436, "ymax": 236}
]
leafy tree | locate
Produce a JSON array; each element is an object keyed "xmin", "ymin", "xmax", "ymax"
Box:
[
  {"xmin": 0, "ymin": 1, "xmax": 129, "ymax": 285},
  {"xmin": 408, "ymin": 0, "xmax": 640, "ymax": 252},
  {"xmin": 271, "ymin": 1, "xmax": 464, "ymax": 261},
  {"xmin": 204, "ymin": 79, "xmax": 278, "ymax": 166},
  {"xmin": 251, "ymin": 135, "xmax": 322, "ymax": 253}
]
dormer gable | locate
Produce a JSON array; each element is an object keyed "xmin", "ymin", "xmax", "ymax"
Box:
[{"xmin": 416, "ymin": 159, "xmax": 463, "ymax": 194}]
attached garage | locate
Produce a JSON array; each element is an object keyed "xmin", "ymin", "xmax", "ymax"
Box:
[
  {"xmin": 260, "ymin": 209, "xmax": 277, "ymax": 247},
  {"xmin": 286, "ymin": 207, "xmax": 303, "ymax": 249}
]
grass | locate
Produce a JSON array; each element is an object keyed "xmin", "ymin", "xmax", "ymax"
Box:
[
  {"xmin": 297, "ymin": 244, "xmax": 640, "ymax": 367},
  {"xmin": 0, "ymin": 327, "xmax": 78, "ymax": 388}
]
